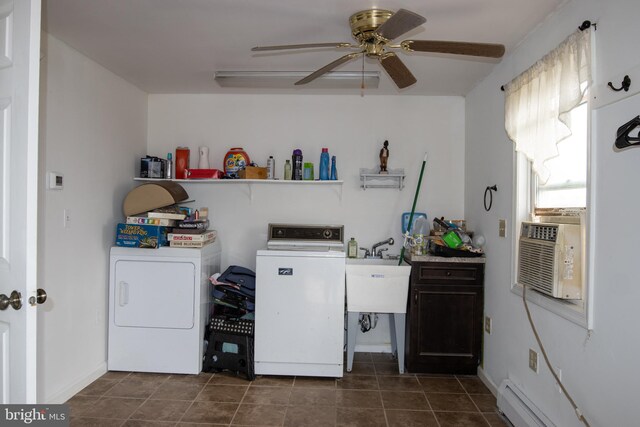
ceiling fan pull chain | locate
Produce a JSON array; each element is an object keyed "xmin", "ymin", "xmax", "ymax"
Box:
[{"xmin": 361, "ymin": 54, "xmax": 365, "ymax": 96}]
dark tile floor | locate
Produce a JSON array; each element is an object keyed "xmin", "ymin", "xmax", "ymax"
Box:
[{"xmin": 66, "ymin": 353, "xmax": 510, "ymax": 426}]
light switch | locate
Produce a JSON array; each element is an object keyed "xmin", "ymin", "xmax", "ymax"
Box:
[{"xmin": 499, "ymin": 219, "xmax": 506, "ymax": 237}]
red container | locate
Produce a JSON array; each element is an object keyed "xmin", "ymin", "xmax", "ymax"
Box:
[
  {"xmin": 175, "ymin": 147, "xmax": 190, "ymax": 179},
  {"xmin": 186, "ymin": 169, "xmax": 223, "ymax": 179},
  {"xmin": 223, "ymin": 147, "xmax": 250, "ymax": 178}
]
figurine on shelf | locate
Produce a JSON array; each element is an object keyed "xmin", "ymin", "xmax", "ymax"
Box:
[{"xmin": 379, "ymin": 140, "xmax": 389, "ymax": 174}]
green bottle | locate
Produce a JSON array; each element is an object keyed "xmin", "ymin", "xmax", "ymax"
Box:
[
  {"xmin": 284, "ymin": 160, "xmax": 292, "ymax": 180},
  {"xmin": 347, "ymin": 237, "xmax": 358, "ymax": 259}
]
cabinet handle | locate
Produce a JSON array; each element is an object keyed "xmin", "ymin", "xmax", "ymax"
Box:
[
  {"xmin": 446, "ymin": 271, "xmax": 452, "ymax": 276},
  {"xmin": 414, "ymin": 291, "xmax": 418, "ymax": 303}
]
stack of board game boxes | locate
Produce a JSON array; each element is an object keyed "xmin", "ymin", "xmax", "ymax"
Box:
[{"xmin": 116, "ymin": 205, "xmax": 216, "ymax": 248}]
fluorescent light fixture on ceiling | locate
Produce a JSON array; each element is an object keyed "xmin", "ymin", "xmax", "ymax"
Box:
[{"xmin": 215, "ymin": 71, "xmax": 380, "ymax": 89}]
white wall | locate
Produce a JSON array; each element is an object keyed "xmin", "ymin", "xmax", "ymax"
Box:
[
  {"xmin": 466, "ymin": 0, "xmax": 640, "ymax": 425},
  {"xmin": 38, "ymin": 34, "xmax": 148, "ymax": 402},
  {"xmin": 147, "ymin": 94, "xmax": 465, "ymax": 349}
]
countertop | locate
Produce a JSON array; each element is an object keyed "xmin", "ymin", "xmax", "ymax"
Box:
[{"xmin": 408, "ymin": 253, "xmax": 486, "ymax": 264}]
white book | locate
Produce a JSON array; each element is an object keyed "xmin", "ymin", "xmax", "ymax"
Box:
[
  {"xmin": 168, "ymin": 230, "xmax": 217, "ymax": 242},
  {"xmin": 169, "ymin": 237, "xmax": 215, "ymax": 248},
  {"xmin": 147, "ymin": 211, "xmax": 187, "ymax": 220}
]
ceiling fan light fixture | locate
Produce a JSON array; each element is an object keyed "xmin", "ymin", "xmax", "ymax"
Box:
[{"xmin": 214, "ymin": 71, "xmax": 380, "ymax": 89}]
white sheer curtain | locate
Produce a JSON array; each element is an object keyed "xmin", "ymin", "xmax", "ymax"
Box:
[{"xmin": 504, "ymin": 28, "xmax": 592, "ymax": 183}]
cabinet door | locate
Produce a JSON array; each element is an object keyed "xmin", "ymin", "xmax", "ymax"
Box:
[
  {"xmin": 406, "ymin": 262, "xmax": 485, "ymax": 374},
  {"xmin": 408, "ymin": 284, "xmax": 483, "ymax": 374}
]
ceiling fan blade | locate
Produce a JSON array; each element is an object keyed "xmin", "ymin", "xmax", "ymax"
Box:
[
  {"xmin": 252, "ymin": 42, "xmax": 355, "ymax": 52},
  {"xmin": 379, "ymin": 53, "xmax": 416, "ymax": 89},
  {"xmin": 401, "ymin": 40, "xmax": 505, "ymax": 58},
  {"xmin": 374, "ymin": 9, "xmax": 426, "ymax": 41},
  {"xmin": 295, "ymin": 52, "xmax": 362, "ymax": 85}
]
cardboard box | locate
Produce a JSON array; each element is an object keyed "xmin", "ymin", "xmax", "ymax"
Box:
[
  {"xmin": 123, "ymin": 181, "xmax": 189, "ymax": 216},
  {"xmin": 115, "ymin": 223, "xmax": 169, "ymax": 248},
  {"xmin": 238, "ymin": 166, "xmax": 267, "ymax": 179}
]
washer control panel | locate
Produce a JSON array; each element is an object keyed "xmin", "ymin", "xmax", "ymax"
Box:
[{"xmin": 268, "ymin": 224, "xmax": 344, "ymax": 245}]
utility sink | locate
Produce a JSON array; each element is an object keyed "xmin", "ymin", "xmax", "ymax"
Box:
[
  {"xmin": 345, "ymin": 258, "xmax": 412, "ymax": 374},
  {"xmin": 345, "ymin": 258, "xmax": 411, "ymax": 313}
]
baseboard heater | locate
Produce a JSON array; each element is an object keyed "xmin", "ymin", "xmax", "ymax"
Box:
[{"xmin": 497, "ymin": 380, "xmax": 556, "ymax": 427}]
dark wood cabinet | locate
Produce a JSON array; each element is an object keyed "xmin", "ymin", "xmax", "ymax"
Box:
[{"xmin": 405, "ymin": 261, "xmax": 485, "ymax": 374}]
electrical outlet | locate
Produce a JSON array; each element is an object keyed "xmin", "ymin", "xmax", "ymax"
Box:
[
  {"xmin": 63, "ymin": 208, "xmax": 71, "ymax": 229},
  {"xmin": 499, "ymin": 219, "xmax": 506, "ymax": 237},
  {"xmin": 484, "ymin": 316, "xmax": 492, "ymax": 334},
  {"xmin": 529, "ymin": 349, "xmax": 538, "ymax": 373}
]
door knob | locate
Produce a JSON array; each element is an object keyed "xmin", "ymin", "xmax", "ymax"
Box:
[
  {"xmin": 0, "ymin": 290, "xmax": 22, "ymax": 310},
  {"xmin": 28, "ymin": 289, "xmax": 47, "ymax": 306}
]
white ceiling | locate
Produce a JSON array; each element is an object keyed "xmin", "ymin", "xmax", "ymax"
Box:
[{"xmin": 42, "ymin": 0, "xmax": 565, "ymax": 96}]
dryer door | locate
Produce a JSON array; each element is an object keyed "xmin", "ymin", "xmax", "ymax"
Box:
[{"xmin": 113, "ymin": 259, "xmax": 196, "ymax": 329}]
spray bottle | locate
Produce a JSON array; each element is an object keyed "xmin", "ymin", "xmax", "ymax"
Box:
[{"xmin": 165, "ymin": 153, "xmax": 173, "ymax": 179}]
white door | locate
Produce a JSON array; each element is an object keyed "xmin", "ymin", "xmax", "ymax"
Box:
[
  {"xmin": 113, "ymin": 260, "xmax": 196, "ymax": 329},
  {"xmin": 0, "ymin": 0, "xmax": 41, "ymax": 403}
]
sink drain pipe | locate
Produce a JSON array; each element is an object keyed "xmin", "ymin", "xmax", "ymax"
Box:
[
  {"xmin": 399, "ymin": 153, "xmax": 428, "ymax": 266},
  {"xmin": 359, "ymin": 313, "xmax": 379, "ymax": 333}
]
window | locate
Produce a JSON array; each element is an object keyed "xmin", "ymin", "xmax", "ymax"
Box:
[
  {"xmin": 505, "ymin": 28, "xmax": 593, "ymax": 328},
  {"xmin": 534, "ymin": 102, "xmax": 587, "ymax": 212}
]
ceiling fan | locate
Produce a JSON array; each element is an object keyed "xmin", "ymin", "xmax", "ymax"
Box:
[{"xmin": 251, "ymin": 8, "xmax": 505, "ymax": 89}]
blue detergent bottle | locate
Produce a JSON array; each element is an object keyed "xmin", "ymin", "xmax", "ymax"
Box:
[
  {"xmin": 330, "ymin": 156, "xmax": 337, "ymax": 180},
  {"xmin": 320, "ymin": 148, "xmax": 330, "ymax": 180}
]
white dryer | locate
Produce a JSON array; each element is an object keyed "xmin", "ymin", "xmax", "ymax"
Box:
[{"xmin": 108, "ymin": 240, "xmax": 221, "ymax": 374}]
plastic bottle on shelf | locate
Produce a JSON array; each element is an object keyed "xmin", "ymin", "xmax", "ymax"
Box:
[
  {"xmin": 165, "ymin": 153, "xmax": 173, "ymax": 179},
  {"xmin": 175, "ymin": 147, "xmax": 190, "ymax": 179},
  {"xmin": 347, "ymin": 237, "xmax": 358, "ymax": 258},
  {"xmin": 292, "ymin": 149, "xmax": 303, "ymax": 180},
  {"xmin": 303, "ymin": 162, "xmax": 314, "ymax": 180},
  {"xmin": 330, "ymin": 156, "xmax": 337, "ymax": 180},
  {"xmin": 267, "ymin": 156, "xmax": 275, "ymax": 179},
  {"xmin": 284, "ymin": 159, "xmax": 292, "ymax": 180},
  {"xmin": 319, "ymin": 148, "xmax": 330, "ymax": 180}
]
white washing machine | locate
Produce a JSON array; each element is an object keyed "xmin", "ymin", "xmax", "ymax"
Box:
[
  {"xmin": 255, "ymin": 224, "xmax": 346, "ymax": 378},
  {"xmin": 108, "ymin": 240, "xmax": 221, "ymax": 374}
]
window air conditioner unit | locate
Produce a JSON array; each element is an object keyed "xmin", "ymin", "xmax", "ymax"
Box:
[{"xmin": 517, "ymin": 222, "xmax": 582, "ymax": 300}]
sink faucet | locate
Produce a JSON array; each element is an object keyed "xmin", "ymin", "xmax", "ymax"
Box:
[
  {"xmin": 359, "ymin": 247, "xmax": 372, "ymax": 258},
  {"xmin": 370, "ymin": 238, "xmax": 394, "ymax": 258}
]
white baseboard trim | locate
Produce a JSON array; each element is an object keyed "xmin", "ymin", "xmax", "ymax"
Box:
[
  {"xmin": 354, "ymin": 344, "xmax": 392, "ymax": 353},
  {"xmin": 477, "ymin": 366, "xmax": 499, "ymax": 396},
  {"xmin": 45, "ymin": 362, "xmax": 107, "ymax": 404}
]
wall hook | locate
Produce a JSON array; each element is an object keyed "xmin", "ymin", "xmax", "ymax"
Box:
[
  {"xmin": 615, "ymin": 115, "xmax": 640, "ymax": 149},
  {"xmin": 578, "ymin": 21, "xmax": 592, "ymax": 31},
  {"xmin": 608, "ymin": 75, "xmax": 631, "ymax": 92},
  {"xmin": 484, "ymin": 185, "xmax": 497, "ymax": 212}
]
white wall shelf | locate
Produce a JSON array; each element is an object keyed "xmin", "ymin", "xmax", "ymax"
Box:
[
  {"xmin": 134, "ymin": 177, "xmax": 344, "ymax": 201},
  {"xmin": 359, "ymin": 168, "xmax": 405, "ymax": 190}
]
